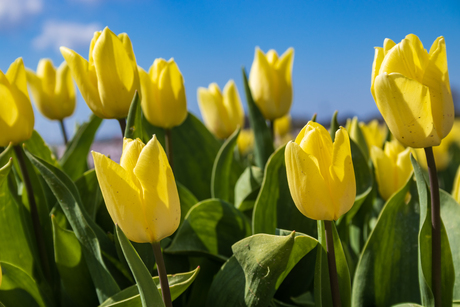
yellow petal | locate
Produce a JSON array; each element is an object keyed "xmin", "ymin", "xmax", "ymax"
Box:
[
  {"xmin": 54, "ymin": 61, "xmax": 76, "ymax": 119},
  {"xmin": 396, "ymin": 147, "xmax": 413, "ymax": 189},
  {"xmin": 371, "ymin": 47, "xmax": 384, "ymax": 100},
  {"xmin": 274, "ymin": 47, "xmax": 294, "ymax": 118},
  {"xmin": 274, "ymin": 114, "xmax": 292, "ymax": 138},
  {"xmin": 149, "ymin": 58, "xmax": 168, "ymax": 82},
  {"xmin": 383, "ymin": 38, "xmax": 396, "ymax": 54},
  {"xmin": 6, "ymin": 58, "xmax": 30, "ymax": 100},
  {"xmin": 198, "ymin": 83, "xmax": 229, "ymax": 139},
  {"xmin": 223, "ymin": 80, "xmax": 244, "ymax": 132},
  {"xmin": 451, "ymin": 165, "xmax": 460, "ymax": 203},
  {"xmin": 118, "ymin": 33, "xmax": 137, "ymax": 65},
  {"xmin": 371, "ymin": 145, "xmax": 395, "ymax": 200},
  {"xmin": 120, "ymin": 137, "xmax": 145, "ymax": 185}
]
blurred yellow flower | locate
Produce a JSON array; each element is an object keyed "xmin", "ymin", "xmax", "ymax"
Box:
[
  {"xmin": 139, "ymin": 58, "xmax": 187, "ymax": 129},
  {"xmin": 92, "ymin": 136, "xmax": 180, "ymax": 243},
  {"xmin": 197, "ymin": 80, "xmax": 244, "ymax": 139},
  {"xmin": 249, "ymin": 47, "xmax": 294, "ymax": 120},
  {"xmin": 61, "ymin": 27, "xmax": 140, "ymax": 119},
  {"xmin": 274, "ymin": 114, "xmax": 293, "ymax": 147},
  {"xmin": 0, "ymin": 58, "xmax": 34, "ymax": 146},
  {"xmin": 285, "ymin": 122, "xmax": 356, "ymax": 221},
  {"xmin": 451, "ymin": 165, "xmax": 460, "ymax": 204},
  {"xmin": 237, "ymin": 129, "xmax": 254, "ymax": 156},
  {"xmin": 26, "ymin": 59, "xmax": 76, "ymax": 121},
  {"xmin": 359, "ymin": 119, "xmax": 387, "ymax": 150},
  {"xmin": 371, "ymin": 34, "xmax": 454, "ymax": 148}
]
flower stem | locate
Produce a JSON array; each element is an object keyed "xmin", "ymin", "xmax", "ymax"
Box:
[
  {"xmin": 424, "ymin": 146, "xmax": 442, "ymax": 307},
  {"xmin": 165, "ymin": 129, "xmax": 174, "ymax": 170},
  {"xmin": 151, "ymin": 242, "xmax": 172, "ymax": 307},
  {"xmin": 324, "ymin": 220, "xmax": 342, "ymax": 307},
  {"xmin": 118, "ymin": 118, "xmax": 127, "ymax": 138},
  {"xmin": 269, "ymin": 119, "xmax": 275, "ymax": 142},
  {"xmin": 59, "ymin": 119, "xmax": 68, "ymax": 145},
  {"xmin": 13, "ymin": 145, "xmax": 51, "ymax": 282}
]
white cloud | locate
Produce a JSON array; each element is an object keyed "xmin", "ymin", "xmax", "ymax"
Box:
[
  {"xmin": 32, "ymin": 20, "xmax": 102, "ymax": 51},
  {"xmin": 0, "ymin": 0, "xmax": 43, "ymax": 28}
]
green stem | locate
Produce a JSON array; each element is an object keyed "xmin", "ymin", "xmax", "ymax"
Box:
[
  {"xmin": 165, "ymin": 129, "xmax": 174, "ymax": 170},
  {"xmin": 13, "ymin": 145, "xmax": 51, "ymax": 281},
  {"xmin": 424, "ymin": 147, "xmax": 442, "ymax": 307},
  {"xmin": 59, "ymin": 119, "xmax": 68, "ymax": 145},
  {"xmin": 269, "ymin": 119, "xmax": 275, "ymax": 142},
  {"xmin": 118, "ymin": 118, "xmax": 127, "ymax": 138},
  {"xmin": 151, "ymin": 242, "xmax": 172, "ymax": 307},
  {"xmin": 324, "ymin": 220, "xmax": 342, "ymax": 307}
]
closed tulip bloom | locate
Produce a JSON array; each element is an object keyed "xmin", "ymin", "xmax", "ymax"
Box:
[
  {"xmin": 371, "ymin": 34, "xmax": 454, "ymax": 148},
  {"xmin": 197, "ymin": 80, "xmax": 244, "ymax": 139},
  {"xmin": 139, "ymin": 58, "xmax": 187, "ymax": 129},
  {"xmin": 285, "ymin": 122, "xmax": 356, "ymax": 221},
  {"xmin": 60, "ymin": 27, "xmax": 140, "ymax": 119},
  {"xmin": 274, "ymin": 114, "xmax": 294, "ymax": 147},
  {"xmin": 371, "ymin": 140, "xmax": 412, "ymax": 201},
  {"xmin": 237, "ymin": 129, "xmax": 254, "ymax": 156},
  {"xmin": 359, "ymin": 119, "xmax": 387, "ymax": 150},
  {"xmin": 249, "ymin": 47, "xmax": 294, "ymax": 120},
  {"xmin": 0, "ymin": 58, "xmax": 34, "ymax": 146},
  {"xmin": 26, "ymin": 59, "xmax": 76, "ymax": 121},
  {"xmin": 92, "ymin": 136, "xmax": 180, "ymax": 243}
]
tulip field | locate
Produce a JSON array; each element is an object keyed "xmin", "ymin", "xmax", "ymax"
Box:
[{"xmin": 1, "ymin": 28, "xmax": 460, "ymax": 307}]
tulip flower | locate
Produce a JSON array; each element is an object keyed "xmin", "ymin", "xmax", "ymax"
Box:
[
  {"xmin": 139, "ymin": 58, "xmax": 187, "ymax": 129},
  {"xmin": 285, "ymin": 121, "xmax": 356, "ymax": 221},
  {"xmin": 92, "ymin": 136, "xmax": 180, "ymax": 243},
  {"xmin": 197, "ymin": 80, "xmax": 244, "ymax": 139},
  {"xmin": 451, "ymin": 165, "xmax": 460, "ymax": 204},
  {"xmin": 359, "ymin": 119, "xmax": 387, "ymax": 150},
  {"xmin": 274, "ymin": 114, "xmax": 294, "ymax": 147},
  {"xmin": 371, "ymin": 34, "xmax": 454, "ymax": 148},
  {"xmin": 60, "ymin": 27, "xmax": 140, "ymax": 119},
  {"xmin": 0, "ymin": 58, "xmax": 34, "ymax": 147},
  {"xmin": 249, "ymin": 47, "xmax": 294, "ymax": 121},
  {"xmin": 237, "ymin": 129, "xmax": 254, "ymax": 156},
  {"xmin": 370, "ymin": 140, "xmax": 412, "ymax": 201}
]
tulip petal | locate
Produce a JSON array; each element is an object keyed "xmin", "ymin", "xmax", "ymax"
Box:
[
  {"xmin": 275, "ymin": 48, "xmax": 294, "ymax": 117},
  {"xmin": 383, "ymin": 38, "xmax": 396, "ymax": 54},
  {"xmin": 374, "ymin": 72, "xmax": 441, "ymax": 147},
  {"xmin": 118, "ymin": 33, "xmax": 137, "ymax": 65},
  {"xmin": 285, "ymin": 141, "xmax": 335, "ymax": 221},
  {"xmin": 6, "ymin": 58, "xmax": 29, "ymax": 100},
  {"xmin": 371, "ymin": 47, "xmax": 384, "ymax": 100},
  {"xmin": 37, "ymin": 59, "xmax": 56, "ymax": 97},
  {"xmin": 133, "ymin": 136, "xmax": 181, "ymax": 242},
  {"xmin": 370, "ymin": 145, "xmax": 395, "ymax": 200},
  {"xmin": 198, "ymin": 84, "xmax": 228, "ymax": 139},
  {"xmin": 54, "ymin": 61, "xmax": 76, "ymax": 119},
  {"xmin": 223, "ymin": 80, "xmax": 244, "ymax": 130},
  {"xmin": 396, "ymin": 148, "xmax": 412, "ymax": 189},
  {"xmin": 92, "ymin": 151, "xmax": 150, "ymax": 243},
  {"xmin": 120, "ymin": 138, "xmax": 145, "ymax": 185}
]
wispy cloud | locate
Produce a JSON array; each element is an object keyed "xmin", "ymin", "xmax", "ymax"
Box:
[
  {"xmin": 32, "ymin": 20, "xmax": 102, "ymax": 51},
  {"xmin": 0, "ymin": 0, "xmax": 43, "ymax": 29}
]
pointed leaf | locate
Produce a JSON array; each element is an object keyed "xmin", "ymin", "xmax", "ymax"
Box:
[{"xmin": 125, "ymin": 91, "xmax": 146, "ymax": 140}]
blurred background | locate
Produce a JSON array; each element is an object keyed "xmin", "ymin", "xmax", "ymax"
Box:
[{"xmin": 1, "ymin": 0, "xmax": 459, "ymax": 145}]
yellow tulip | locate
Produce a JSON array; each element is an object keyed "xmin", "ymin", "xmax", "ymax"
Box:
[
  {"xmin": 197, "ymin": 80, "xmax": 244, "ymax": 139},
  {"xmin": 285, "ymin": 122, "xmax": 356, "ymax": 221},
  {"xmin": 451, "ymin": 165, "xmax": 460, "ymax": 204},
  {"xmin": 92, "ymin": 136, "xmax": 180, "ymax": 243},
  {"xmin": 249, "ymin": 47, "xmax": 294, "ymax": 120},
  {"xmin": 237, "ymin": 129, "xmax": 254, "ymax": 156},
  {"xmin": 274, "ymin": 114, "xmax": 293, "ymax": 147},
  {"xmin": 0, "ymin": 58, "xmax": 34, "ymax": 146},
  {"xmin": 371, "ymin": 34, "xmax": 454, "ymax": 148},
  {"xmin": 60, "ymin": 27, "xmax": 140, "ymax": 119},
  {"xmin": 359, "ymin": 119, "xmax": 387, "ymax": 150},
  {"xmin": 370, "ymin": 140, "xmax": 412, "ymax": 201},
  {"xmin": 26, "ymin": 59, "xmax": 76, "ymax": 121},
  {"xmin": 139, "ymin": 58, "xmax": 187, "ymax": 129}
]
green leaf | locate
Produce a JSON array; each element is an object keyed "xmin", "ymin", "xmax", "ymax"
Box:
[
  {"xmin": 206, "ymin": 231, "xmax": 317, "ymax": 306},
  {"xmin": 329, "ymin": 110, "xmax": 339, "ymax": 141},
  {"xmin": 211, "ymin": 128, "xmax": 240, "ymax": 202},
  {"xmin": 60, "ymin": 115, "xmax": 103, "ymax": 180},
  {"xmin": 75, "ymin": 169, "xmax": 103, "ymax": 221},
  {"xmin": 252, "ymin": 145, "xmax": 317, "ymax": 237},
  {"xmin": 24, "ymin": 131, "xmax": 59, "ymax": 167},
  {"xmin": 347, "ymin": 117, "xmax": 369, "ymax": 161},
  {"xmin": 391, "ymin": 304, "xmax": 423, "ymax": 307},
  {"xmin": 234, "ymin": 166, "xmax": 264, "ymax": 211},
  {"xmin": 411, "ymin": 155, "xmax": 455, "ymax": 307},
  {"xmin": 241, "ymin": 68, "xmax": 274, "ymax": 169},
  {"xmin": 315, "ymin": 221, "xmax": 351, "ymax": 307},
  {"xmin": 125, "ymin": 91, "xmax": 146, "ymax": 141},
  {"xmin": 99, "ymin": 267, "xmax": 200, "ymax": 307},
  {"xmin": 116, "ymin": 225, "xmax": 165, "ymax": 307},
  {"xmin": 166, "ymin": 199, "xmax": 251, "ymax": 261},
  {"xmin": 177, "ymin": 181, "xmax": 198, "ymax": 224}
]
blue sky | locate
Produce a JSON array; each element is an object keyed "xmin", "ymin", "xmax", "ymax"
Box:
[{"xmin": 1, "ymin": 0, "xmax": 459, "ymax": 144}]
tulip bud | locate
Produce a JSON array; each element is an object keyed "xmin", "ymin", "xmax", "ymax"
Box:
[
  {"xmin": 371, "ymin": 34, "xmax": 454, "ymax": 148},
  {"xmin": 92, "ymin": 136, "xmax": 180, "ymax": 243},
  {"xmin": 370, "ymin": 140, "xmax": 412, "ymax": 201},
  {"xmin": 237, "ymin": 129, "xmax": 254, "ymax": 156},
  {"xmin": 359, "ymin": 119, "xmax": 387, "ymax": 150},
  {"xmin": 0, "ymin": 58, "xmax": 35, "ymax": 146},
  {"xmin": 285, "ymin": 122, "xmax": 356, "ymax": 221},
  {"xmin": 139, "ymin": 58, "xmax": 187, "ymax": 129},
  {"xmin": 60, "ymin": 27, "xmax": 140, "ymax": 119},
  {"xmin": 197, "ymin": 80, "xmax": 244, "ymax": 139},
  {"xmin": 274, "ymin": 114, "xmax": 294, "ymax": 147},
  {"xmin": 249, "ymin": 47, "xmax": 294, "ymax": 120},
  {"xmin": 26, "ymin": 59, "xmax": 76, "ymax": 121}
]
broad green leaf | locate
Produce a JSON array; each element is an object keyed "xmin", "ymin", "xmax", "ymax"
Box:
[
  {"xmin": 75, "ymin": 169, "xmax": 103, "ymax": 221},
  {"xmin": 177, "ymin": 181, "xmax": 198, "ymax": 224},
  {"xmin": 241, "ymin": 68, "xmax": 274, "ymax": 169},
  {"xmin": 411, "ymin": 155, "xmax": 454, "ymax": 307},
  {"xmin": 391, "ymin": 304, "xmax": 423, "ymax": 307},
  {"xmin": 166, "ymin": 199, "xmax": 251, "ymax": 261},
  {"xmin": 60, "ymin": 115, "xmax": 103, "ymax": 180},
  {"xmin": 315, "ymin": 221, "xmax": 351, "ymax": 307},
  {"xmin": 234, "ymin": 166, "xmax": 263, "ymax": 211},
  {"xmin": 99, "ymin": 267, "xmax": 200, "ymax": 307},
  {"xmin": 252, "ymin": 145, "xmax": 317, "ymax": 237},
  {"xmin": 124, "ymin": 91, "xmax": 146, "ymax": 141},
  {"xmin": 116, "ymin": 225, "xmax": 165, "ymax": 307},
  {"xmin": 206, "ymin": 231, "xmax": 317, "ymax": 306},
  {"xmin": 24, "ymin": 131, "xmax": 59, "ymax": 167}
]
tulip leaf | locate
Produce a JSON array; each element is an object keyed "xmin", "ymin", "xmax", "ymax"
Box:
[
  {"xmin": 75, "ymin": 169, "xmax": 103, "ymax": 221},
  {"xmin": 177, "ymin": 181, "xmax": 198, "ymax": 224},
  {"xmin": 125, "ymin": 91, "xmax": 146, "ymax": 141},
  {"xmin": 99, "ymin": 267, "xmax": 200, "ymax": 307},
  {"xmin": 234, "ymin": 165, "xmax": 264, "ymax": 211},
  {"xmin": 211, "ymin": 127, "xmax": 240, "ymax": 203},
  {"xmin": 206, "ymin": 231, "xmax": 317, "ymax": 306},
  {"xmin": 241, "ymin": 68, "xmax": 274, "ymax": 169},
  {"xmin": 24, "ymin": 130, "xmax": 59, "ymax": 167},
  {"xmin": 252, "ymin": 145, "xmax": 317, "ymax": 238},
  {"xmin": 60, "ymin": 115, "xmax": 103, "ymax": 180},
  {"xmin": 348, "ymin": 117, "xmax": 369, "ymax": 162},
  {"xmin": 351, "ymin": 176, "xmax": 421, "ymax": 306},
  {"xmin": 165, "ymin": 199, "xmax": 251, "ymax": 261},
  {"xmin": 411, "ymin": 155, "xmax": 455, "ymax": 307},
  {"xmin": 116, "ymin": 225, "xmax": 165, "ymax": 307},
  {"xmin": 51, "ymin": 215, "xmax": 98, "ymax": 307},
  {"xmin": 329, "ymin": 110, "xmax": 339, "ymax": 141},
  {"xmin": 315, "ymin": 221, "xmax": 351, "ymax": 307},
  {"xmin": 25, "ymin": 151, "xmax": 120, "ymax": 303},
  {"xmin": 391, "ymin": 304, "xmax": 423, "ymax": 307}
]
